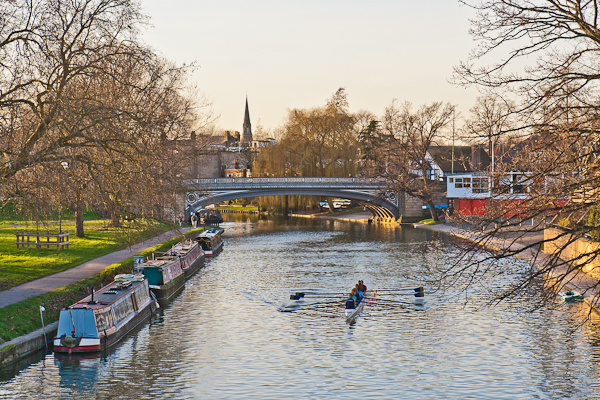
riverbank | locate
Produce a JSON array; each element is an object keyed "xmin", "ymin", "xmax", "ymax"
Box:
[
  {"xmin": 413, "ymin": 221, "xmax": 600, "ymax": 312},
  {"xmin": 0, "ymin": 227, "xmax": 199, "ymax": 367}
]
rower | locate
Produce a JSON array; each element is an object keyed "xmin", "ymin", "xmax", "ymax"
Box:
[
  {"xmin": 359, "ymin": 280, "xmax": 367, "ymax": 292},
  {"xmin": 355, "ymin": 284, "xmax": 363, "ymax": 300},
  {"xmin": 345, "ymin": 288, "xmax": 358, "ymax": 309}
]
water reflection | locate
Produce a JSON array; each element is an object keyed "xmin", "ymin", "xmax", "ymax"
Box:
[{"xmin": 1, "ymin": 215, "xmax": 600, "ymax": 399}]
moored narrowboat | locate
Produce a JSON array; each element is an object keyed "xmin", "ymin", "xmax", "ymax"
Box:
[
  {"xmin": 194, "ymin": 228, "xmax": 224, "ymax": 257},
  {"xmin": 153, "ymin": 240, "xmax": 205, "ymax": 280},
  {"xmin": 133, "ymin": 256, "xmax": 186, "ymax": 302},
  {"xmin": 54, "ymin": 274, "xmax": 157, "ymax": 354}
]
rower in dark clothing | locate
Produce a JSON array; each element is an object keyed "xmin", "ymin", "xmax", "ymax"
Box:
[{"xmin": 345, "ymin": 288, "xmax": 359, "ymax": 309}]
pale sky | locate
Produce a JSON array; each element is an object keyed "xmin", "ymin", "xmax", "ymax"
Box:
[{"xmin": 140, "ymin": 0, "xmax": 481, "ymax": 135}]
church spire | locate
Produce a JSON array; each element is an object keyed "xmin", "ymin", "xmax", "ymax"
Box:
[{"xmin": 242, "ymin": 96, "xmax": 252, "ymax": 145}]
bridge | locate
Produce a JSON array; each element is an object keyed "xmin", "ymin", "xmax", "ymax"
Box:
[{"xmin": 185, "ymin": 177, "xmax": 401, "ymax": 221}]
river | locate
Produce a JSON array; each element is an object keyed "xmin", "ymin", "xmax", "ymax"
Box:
[{"xmin": 1, "ymin": 215, "xmax": 600, "ymax": 399}]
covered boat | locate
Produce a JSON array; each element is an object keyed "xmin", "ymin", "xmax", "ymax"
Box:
[
  {"xmin": 133, "ymin": 256, "xmax": 185, "ymax": 302},
  {"xmin": 194, "ymin": 228, "xmax": 224, "ymax": 257},
  {"xmin": 196, "ymin": 208, "xmax": 223, "ymax": 225},
  {"xmin": 153, "ymin": 240, "xmax": 205, "ymax": 280},
  {"xmin": 560, "ymin": 290, "xmax": 584, "ymax": 302},
  {"xmin": 54, "ymin": 274, "xmax": 157, "ymax": 354}
]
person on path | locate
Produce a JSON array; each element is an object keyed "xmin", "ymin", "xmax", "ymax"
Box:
[
  {"xmin": 178, "ymin": 214, "xmax": 183, "ymax": 228},
  {"xmin": 191, "ymin": 213, "xmax": 197, "ymax": 228}
]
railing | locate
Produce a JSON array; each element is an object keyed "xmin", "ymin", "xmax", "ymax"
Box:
[{"xmin": 188, "ymin": 177, "xmax": 386, "ymax": 189}]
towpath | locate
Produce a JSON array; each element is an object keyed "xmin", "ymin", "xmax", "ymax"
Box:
[
  {"xmin": 415, "ymin": 222, "xmax": 600, "ymax": 309},
  {"xmin": 0, "ymin": 227, "xmax": 192, "ymax": 309}
]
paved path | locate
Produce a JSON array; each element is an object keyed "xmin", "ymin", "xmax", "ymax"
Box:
[
  {"xmin": 0, "ymin": 227, "xmax": 193, "ymax": 309},
  {"xmin": 415, "ymin": 222, "xmax": 600, "ymax": 309}
]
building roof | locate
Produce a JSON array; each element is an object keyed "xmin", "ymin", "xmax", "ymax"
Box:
[{"xmin": 428, "ymin": 146, "xmax": 491, "ymax": 173}]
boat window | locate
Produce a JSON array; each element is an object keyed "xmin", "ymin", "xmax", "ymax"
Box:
[
  {"xmin": 95, "ymin": 308, "xmax": 114, "ymax": 332},
  {"xmin": 133, "ymin": 283, "xmax": 150, "ymax": 309},
  {"xmin": 112, "ymin": 296, "xmax": 135, "ymax": 325}
]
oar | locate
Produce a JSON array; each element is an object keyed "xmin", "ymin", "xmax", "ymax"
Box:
[
  {"xmin": 282, "ymin": 298, "xmax": 344, "ymax": 311},
  {"xmin": 290, "ymin": 292, "xmax": 345, "ymax": 300},
  {"xmin": 375, "ymin": 287, "xmax": 424, "ymax": 297},
  {"xmin": 290, "ymin": 292, "xmax": 345, "ymax": 298},
  {"xmin": 375, "ymin": 287, "xmax": 424, "ymax": 293}
]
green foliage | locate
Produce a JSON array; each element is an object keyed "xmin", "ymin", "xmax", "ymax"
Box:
[
  {"xmin": 557, "ymin": 217, "xmax": 572, "ymax": 229},
  {"xmin": 358, "ymin": 120, "xmax": 381, "ymax": 161}
]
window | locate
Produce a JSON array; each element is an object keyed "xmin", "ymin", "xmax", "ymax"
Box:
[
  {"xmin": 472, "ymin": 177, "xmax": 489, "ymax": 193},
  {"xmin": 112, "ymin": 296, "xmax": 135, "ymax": 325},
  {"xmin": 449, "ymin": 178, "xmax": 453, "ymax": 183},
  {"xmin": 95, "ymin": 309, "xmax": 114, "ymax": 332},
  {"xmin": 455, "ymin": 178, "xmax": 463, "ymax": 188}
]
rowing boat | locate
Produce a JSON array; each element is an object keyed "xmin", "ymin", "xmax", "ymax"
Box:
[{"xmin": 345, "ymin": 298, "xmax": 365, "ymax": 323}]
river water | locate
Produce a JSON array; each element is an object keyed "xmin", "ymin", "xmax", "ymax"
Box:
[{"xmin": 1, "ymin": 215, "xmax": 600, "ymax": 399}]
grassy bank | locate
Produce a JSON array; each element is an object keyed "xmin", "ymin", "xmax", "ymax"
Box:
[
  {"xmin": 0, "ymin": 229, "xmax": 203, "ymax": 343},
  {"xmin": 0, "ymin": 220, "xmax": 172, "ymax": 291},
  {"xmin": 215, "ymin": 205, "xmax": 259, "ymax": 211}
]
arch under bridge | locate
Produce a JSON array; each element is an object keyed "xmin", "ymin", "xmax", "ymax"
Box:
[{"xmin": 185, "ymin": 177, "xmax": 400, "ymax": 221}]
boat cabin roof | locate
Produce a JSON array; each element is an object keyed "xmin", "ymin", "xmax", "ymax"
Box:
[
  {"xmin": 196, "ymin": 228, "xmax": 223, "ymax": 239},
  {"xmin": 165, "ymin": 240, "xmax": 198, "ymax": 256},
  {"xmin": 71, "ymin": 279, "xmax": 146, "ymax": 310},
  {"xmin": 136, "ymin": 259, "xmax": 176, "ymax": 269}
]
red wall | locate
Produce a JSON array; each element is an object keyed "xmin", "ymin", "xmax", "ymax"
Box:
[{"xmin": 457, "ymin": 199, "xmax": 486, "ymax": 216}]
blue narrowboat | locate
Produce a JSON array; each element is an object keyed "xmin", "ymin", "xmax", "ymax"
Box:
[{"xmin": 54, "ymin": 274, "xmax": 157, "ymax": 354}]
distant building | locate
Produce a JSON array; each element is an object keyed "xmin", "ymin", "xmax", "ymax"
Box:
[
  {"xmin": 223, "ymin": 131, "xmax": 241, "ymax": 147},
  {"xmin": 251, "ymin": 138, "xmax": 277, "ymax": 149},
  {"xmin": 224, "ymin": 158, "xmax": 250, "ymax": 178}
]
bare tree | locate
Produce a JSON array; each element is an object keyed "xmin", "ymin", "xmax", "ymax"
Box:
[
  {"xmin": 362, "ymin": 101, "xmax": 455, "ymax": 221},
  {"xmin": 0, "ymin": 0, "xmax": 210, "ymax": 233},
  {"xmin": 446, "ymin": 0, "xmax": 600, "ymax": 313},
  {"xmin": 462, "ymin": 95, "xmax": 517, "ymax": 171}
]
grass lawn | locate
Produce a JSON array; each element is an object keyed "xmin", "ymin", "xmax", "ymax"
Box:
[
  {"xmin": 0, "ymin": 229, "xmax": 203, "ymax": 343},
  {"xmin": 0, "ymin": 203, "xmax": 101, "ymax": 228},
  {"xmin": 418, "ymin": 219, "xmax": 441, "ymax": 225},
  {"xmin": 0, "ymin": 220, "xmax": 172, "ymax": 291},
  {"xmin": 215, "ymin": 205, "xmax": 259, "ymax": 211}
]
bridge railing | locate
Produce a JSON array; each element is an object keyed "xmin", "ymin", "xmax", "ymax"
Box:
[{"xmin": 189, "ymin": 177, "xmax": 386, "ymax": 188}]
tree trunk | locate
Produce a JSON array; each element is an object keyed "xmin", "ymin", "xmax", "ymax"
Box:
[
  {"xmin": 327, "ymin": 198, "xmax": 336, "ymax": 213},
  {"xmin": 75, "ymin": 202, "xmax": 85, "ymax": 238},
  {"xmin": 427, "ymin": 199, "xmax": 439, "ymax": 221}
]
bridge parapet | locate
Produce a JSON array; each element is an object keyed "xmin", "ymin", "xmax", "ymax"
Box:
[{"xmin": 188, "ymin": 177, "xmax": 386, "ymax": 190}]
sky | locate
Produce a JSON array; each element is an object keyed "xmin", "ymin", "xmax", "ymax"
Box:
[{"xmin": 140, "ymin": 0, "xmax": 481, "ymax": 135}]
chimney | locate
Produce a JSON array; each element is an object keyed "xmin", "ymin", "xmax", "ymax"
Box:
[{"xmin": 234, "ymin": 158, "xmax": 239, "ymax": 169}]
